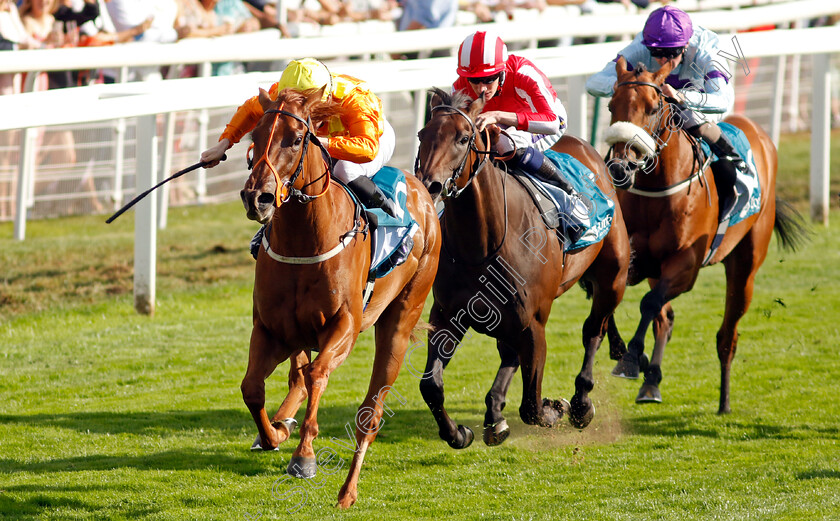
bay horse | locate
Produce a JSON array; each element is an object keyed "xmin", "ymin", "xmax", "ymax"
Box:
[
  {"xmin": 604, "ymin": 56, "xmax": 805, "ymax": 413},
  {"xmin": 415, "ymin": 88, "xmax": 630, "ymax": 448},
  {"xmin": 239, "ymin": 87, "xmax": 441, "ymax": 508}
]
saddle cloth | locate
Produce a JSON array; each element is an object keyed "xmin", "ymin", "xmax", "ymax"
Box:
[
  {"xmin": 513, "ymin": 150, "xmax": 615, "ymax": 251},
  {"xmin": 700, "ymin": 122, "xmax": 762, "ymax": 226},
  {"xmin": 362, "ymin": 167, "xmax": 418, "ymax": 279}
]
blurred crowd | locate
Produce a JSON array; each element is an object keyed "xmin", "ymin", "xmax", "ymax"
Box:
[{"xmin": 1, "ymin": 0, "xmax": 838, "ymax": 220}]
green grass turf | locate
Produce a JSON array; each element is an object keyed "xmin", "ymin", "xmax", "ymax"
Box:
[{"xmin": 0, "ymin": 132, "xmax": 838, "ymax": 520}]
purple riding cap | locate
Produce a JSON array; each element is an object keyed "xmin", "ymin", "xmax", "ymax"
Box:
[{"xmin": 642, "ymin": 6, "xmax": 693, "ymax": 48}]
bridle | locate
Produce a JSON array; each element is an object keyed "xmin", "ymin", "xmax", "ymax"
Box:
[
  {"xmin": 416, "ymin": 102, "xmax": 511, "ymax": 266},
  {"xmin": 414, "ymin": 104, "xmax": 492, "ymax": 199},
  {"xmin": 607, "ymin": 80, "xmax": 708, "ymax": 196},
  {"xmin": 248, "ymin": 105, "xmax": 332, "ymax": 206}
]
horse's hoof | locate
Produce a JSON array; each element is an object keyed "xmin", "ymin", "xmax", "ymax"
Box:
[
  {"xmin": 636, "ymin": 383, "xmax": 662, "ymax": 403},
  {"xmin": 483, "ymin": 420, "xmax": 510, "ymax": 446},
  {"xmin": 611, "ymin": 353, "xmax": 640, "ymax": 379},
  {"xmin": 250, "ymin": 435, "xmax": 280, "ymax": 451},
  {"xmin": 287, "ymin": 456, "xmax": 318, "ymax": 478},
  {"xmin": 446, "ymin": 425, "xmax": 474, "ymax": 449},
  {"xmin": 569, "ymin": 397, "xmax": 595, "ymax": 429},
  {"xmin": 540, "ymin": 398, "xmax": 571, "ymax": 427}
]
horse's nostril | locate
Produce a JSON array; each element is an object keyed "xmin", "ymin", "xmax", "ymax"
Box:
[
  {"xmin": 258, "ymin": 193, "xmax": 275, "ymax": 206},
  {"xmin": 426, "ymin": 181, "xmax": 442, "ymax": 197}
]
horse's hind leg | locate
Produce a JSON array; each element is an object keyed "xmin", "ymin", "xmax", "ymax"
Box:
[
  {"xmin": 636, "ymin": 302, "xmax": 674, "ymax": 404},
  {"xmin": 607, "ymin": 315, "xmax": 627, "ymax": 361},
  {"xmin": 718, "ymin": 237, "xmax": 766, "ymax": 413},
  {"xmin": 338, "ymin": 280, "xmax": 433, "ymax": 508},
  {"xmin": 266, "ymin": 350, "xmax": 310, "ymax": 435},
  {"xmin": 571, "ymin": 241, "xmax": 628, "ymax": 428},
  {"xmin": 483, "ymin": 340, "xmax": 520, "ymax": 446},
  {"xmin": 241, "ymin": 323, "xmax": 295, "ymax": 451},
  {"xmin": 419, "ymin": 301, "xmax": 472, "ymax": 449}
]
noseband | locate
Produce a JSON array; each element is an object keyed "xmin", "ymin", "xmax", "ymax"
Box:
[
  {"xmin": 249, "ymin": 106, "xmax": 332, "ymax": 206},
  {"xmin": 415, "ymin": 104, "xmax": 492, "ymax": 199},
  {"xmin": 608, "ymin": 80, "xmax": 709, "ymax": 197}
]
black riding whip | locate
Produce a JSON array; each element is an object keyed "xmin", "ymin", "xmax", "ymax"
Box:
[{"xmin": 106, "ymin": 155, "xmax": 226, "ymax": 224}]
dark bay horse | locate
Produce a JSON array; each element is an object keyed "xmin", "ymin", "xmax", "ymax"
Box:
[
  {"xmin": 239, "ymin": 87, "xmax": 441, "ymax": 508},
  {"xmin": 604, "ymin": 56, "xmax": 805, "ymax": 413},
  {"xmin": 415, "ymin": 88, "xmax": 630, "ymax": 448}
]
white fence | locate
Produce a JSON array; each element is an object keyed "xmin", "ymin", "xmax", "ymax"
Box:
[{"xmin": 0, "ymin": 2, "xmax": 837, "ymax": 313}]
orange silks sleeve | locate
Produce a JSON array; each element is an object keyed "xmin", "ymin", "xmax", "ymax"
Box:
[
  {"xmin": 219, "ymin": 83, "xmax": 280, "ymax": 144},
  {"xmin": 324, "ymin": 89, "xmax": 382, "ymax": 163}
]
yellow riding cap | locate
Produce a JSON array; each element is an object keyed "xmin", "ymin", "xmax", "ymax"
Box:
[{"xmin": 277, "ymin": 58, "xmax": 334, "ymax": 101}]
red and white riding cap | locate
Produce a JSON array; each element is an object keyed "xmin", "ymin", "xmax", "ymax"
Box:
[{"xmin": 457, "ymin": 30, "xmax": 508, "ymax": 78}]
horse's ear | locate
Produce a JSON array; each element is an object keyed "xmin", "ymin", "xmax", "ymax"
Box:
[
  {"xmin": 615, "ymin": 56, "xmax": 629, "ymax": 77},
  {"xmin": 258, "ymin": 88, "xmax": 273, "ymax": 112},
  {"xmin": 467, "ymin": 96, "xmax": 486, "ymax": 120},
  {"xmin": 429, "ymin": 87, "xmax": 446, "ymax": 110},
  {"xmin": 653, "ymin": 60, "xmax": 675, "ymax": 85}
]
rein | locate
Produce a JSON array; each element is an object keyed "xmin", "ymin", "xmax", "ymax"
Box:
[
  {"xmin": 415, "ymin": 104, "xmax": 492, "ymax": 199},
  {"xmin": 250, "ymin": 103, "xmax": 366, "ymax": 265},
  {"xmin": 418, "ymin": 103, "xmax": 509, "ymax": 266},
  {"xmin": 609, "ymin": 80, "xmax": 709, "ymax": 198},
  {"xmin": 249, "ymin": 106, "xmax": 332, "ymax": 205}
]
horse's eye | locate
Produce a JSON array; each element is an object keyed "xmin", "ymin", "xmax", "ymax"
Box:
[
  {"xmin": 458, "ymin": 135, "xmax": 470, "ymax": 145},
  {"xmin": 294, "ymin": 136, "xmax": 303, "ymax": 146}
]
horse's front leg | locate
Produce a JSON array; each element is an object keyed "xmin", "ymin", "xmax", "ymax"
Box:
[
  {"xmin": 241, "ymin": 322, "xmax": 295, "ymax": 450},
  {"xmin": 483, "ymin": 339, "xmax": 520, "ymax": 446},
  {"xmin": 517, "ymin": 321, "xmax": 570, "ymax": 427},
  {"xmin": 636, "ymin": 302, "xmax": 674, "ymax": 403},
  {"xmin": 288, "ymin": 312, "xmax": 359, "ymax": 478},
  {"xmin": 419, "ymin": 301, "xmax": 473, "ymax": 449}
]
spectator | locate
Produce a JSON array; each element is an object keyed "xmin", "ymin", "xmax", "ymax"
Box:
[
  {"xmin": 392, "ymin": 0, "xmax": 456, "ymax": 60},
  {"xmin": 240, "ymin": 0, "xmax": 290, "ymax": 36},
  {"xmin": 1, "ymin": 0, "xmax": 39, "ymax": 219}
]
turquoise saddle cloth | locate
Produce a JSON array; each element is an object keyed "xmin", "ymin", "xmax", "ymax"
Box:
[
  {"xmin": 340, "ymin": 167, "xmax": 418, "ymax": 279},
  {"xmin": 543, "ymin": 150, "xmax": 615, "ymax": 251},
  {"xmin": 699, "ymin": 122, "xmax": 762, "ymax": 226}
]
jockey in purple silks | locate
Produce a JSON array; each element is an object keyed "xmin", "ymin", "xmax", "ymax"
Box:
[{"xmin": 587, "ymin": 5, "xmax": 745, "ymax": 220}]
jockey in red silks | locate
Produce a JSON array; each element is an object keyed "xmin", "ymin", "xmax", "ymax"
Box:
[
  {"xmin": 587, "ymin": 5, "xmax": 745, "ymax": 219},
  {"xmin": 452, "ymin": 30, "xmax": 581, "ymax": 200}
]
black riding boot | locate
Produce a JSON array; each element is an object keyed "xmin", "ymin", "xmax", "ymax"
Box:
[
  {"xmin": 512, "ymin": 147, "xmax": 577, "ymax": 195},
  {"xmin": 512, "ymin": 147, "xmax": 586, "ymax": 244},
  {"xmin": 708, "ymin": 134, "xmax": 744, "ymax": 222},
  {"xmin": 347, "ymin": 176, "xmax": 399, "ymax": 218}
]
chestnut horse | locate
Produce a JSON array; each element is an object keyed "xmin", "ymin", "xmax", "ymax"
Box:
[
  {"xmin": 239, "ymin": 87, "xmax": 441, "ymax": 508},
  {"xmin": 415, "ymin": 88, "xmax": 630, "ymax": 448},
  {"xmin": 604, "ymin": 56, "xmax": 805, "ymax": 413}
]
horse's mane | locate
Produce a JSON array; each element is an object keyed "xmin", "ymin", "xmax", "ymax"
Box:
[
  {"xmin": 273, "ymin": 87, "xmax": 346, "ymax": 124},
  {"xmin": 429, "ymin": 87, "xmax": 474, "ymax": 112}
]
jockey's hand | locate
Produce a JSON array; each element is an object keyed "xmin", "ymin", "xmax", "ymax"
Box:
[
  {"xmin": 662, "ymin": 84, "xmax": 684, "ymax": 104},
  {"xmin": 475, "ymin": 111, "xmax": 516, "ymax": 133},
  {"xmin": 201, "ymin": 139, "xmax": 231, "ymax": 168},
  {"xmin": 474, "ymin": 112, "xmax": 498, "ymax": 132}
]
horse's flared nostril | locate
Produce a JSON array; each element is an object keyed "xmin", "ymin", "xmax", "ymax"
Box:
[
  {"xmin": 425, "ymin": 181, "xmax": 443, "ymax": 199},
  {"xmin": 257, "ymin": 192, "xmax": 275, "ymax": 208}
]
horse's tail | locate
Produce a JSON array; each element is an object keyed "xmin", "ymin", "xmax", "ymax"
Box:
[
  {"xmin": 578, "ymin": 279, "xmax": 594, "ymax": 300},
  {"xmin": 773, "ymin": 197, "xmax": 810, "ymax": 252},
  {"xmin": 411, "ymin": 318, "xmax": 435, "ymax": 344}
]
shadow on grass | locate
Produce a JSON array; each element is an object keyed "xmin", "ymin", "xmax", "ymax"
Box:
[
  {"xmin": 797, "ymin": 469, "xmax": 840, "ymax": 480},
  {"xmin": 0, "ymin": 409, "xmax": 253, "ymax": 437},
  {"xmin": 0, "ymin": 449, "xmax": 274, "ymax": 476},
  {"xmin": 0, "ymin": 486, "xmax": 158, "ymax": 520},
  {"xmin": 629, "ymin": 413, "xmax": 840, "ymax": 440}
]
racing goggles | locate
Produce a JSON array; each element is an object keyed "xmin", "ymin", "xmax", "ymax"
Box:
[
  {"xmin": 647, "ymin": 46, "xmax": 685, "ymax": 59},
  {"xmin": 467, "ymin": 73, "xmax": 502, "ymax": 85}
]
